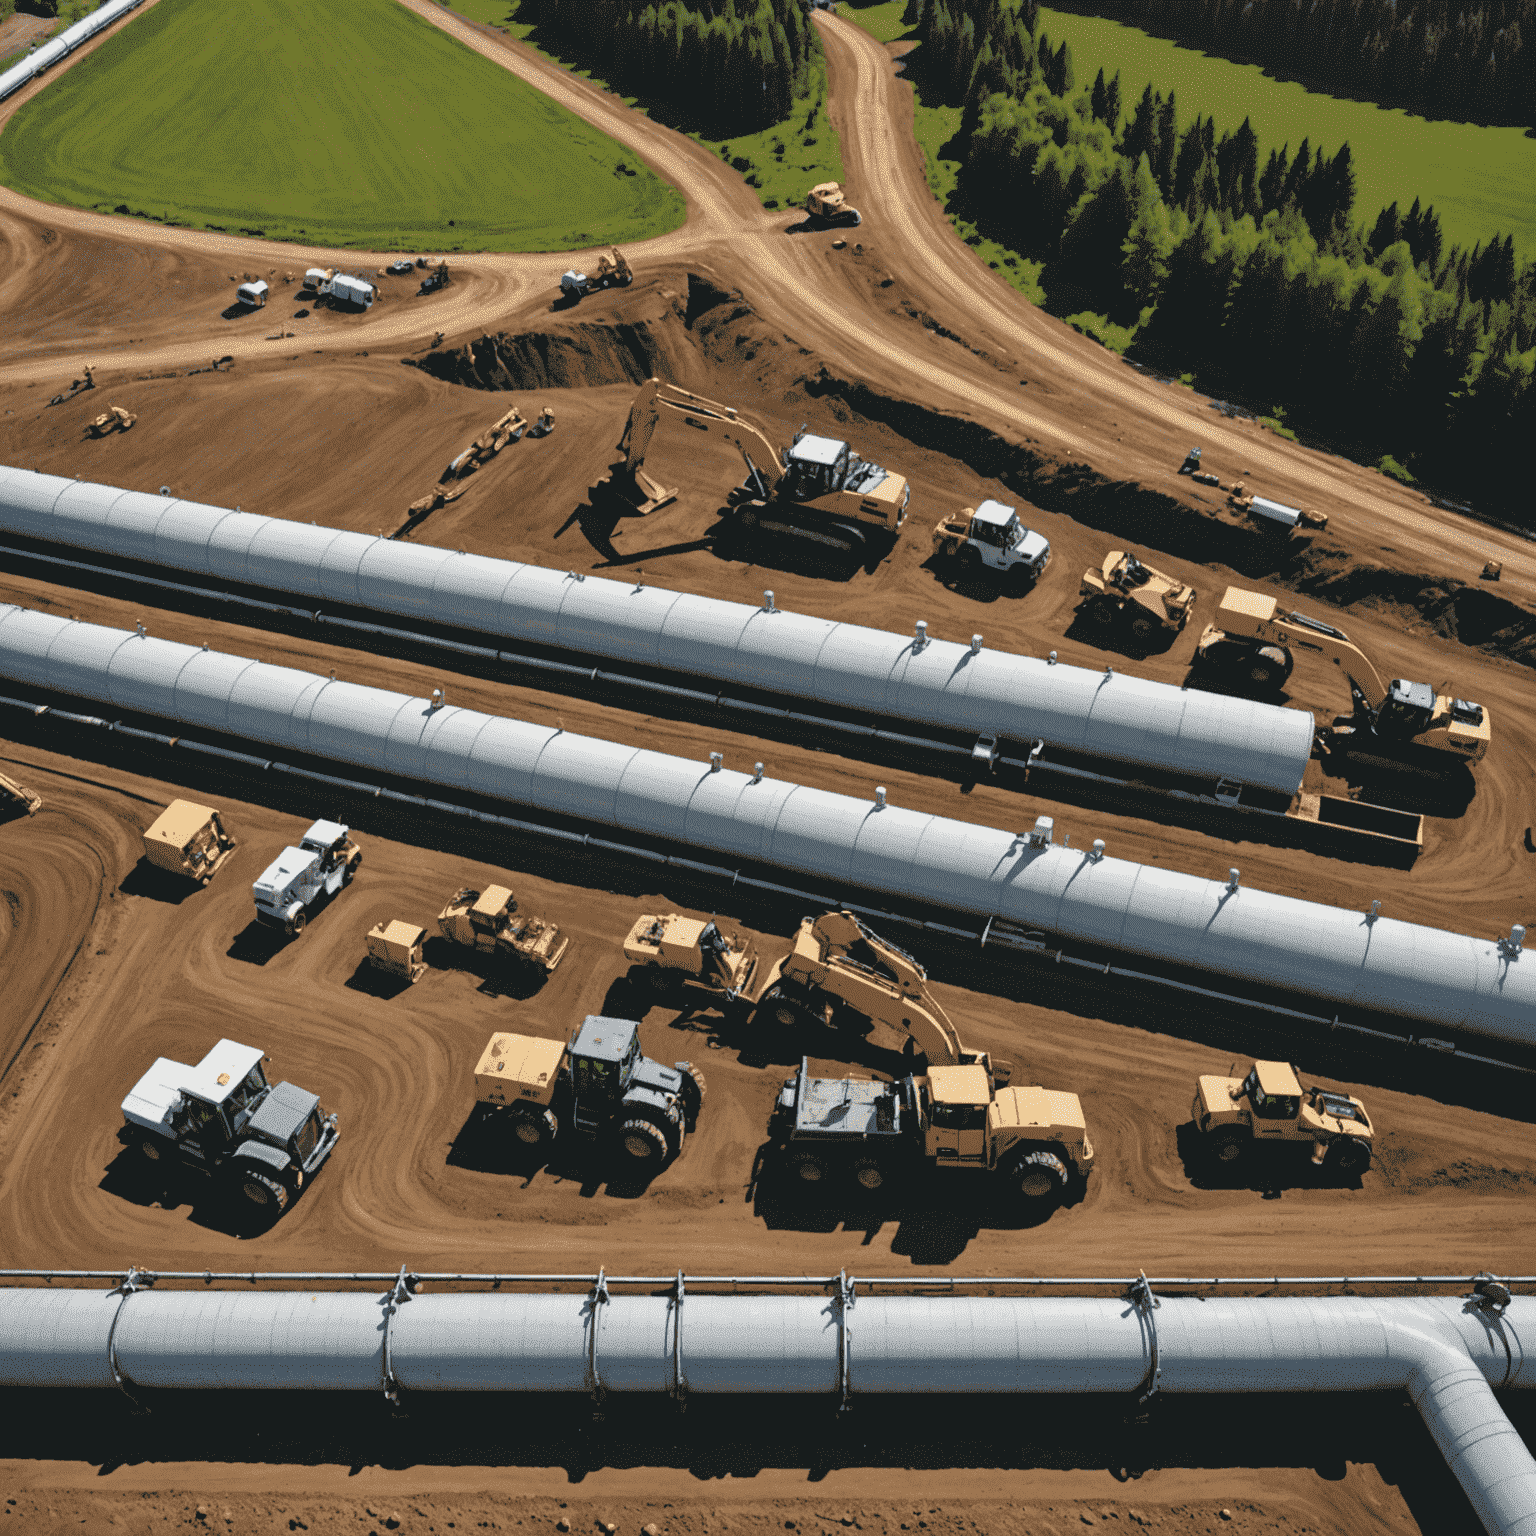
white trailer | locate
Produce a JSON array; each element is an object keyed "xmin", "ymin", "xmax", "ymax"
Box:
[
  {"xmin": 329, "ymin": 274, "xmax": 375, "ymax": 310},
  {"xmin": 302, "ymin": 267, "xmax": 333, "ymax": 294},
  {"xmin": 235, "ymin": 280, "xmax": 268, "ymax": 309}
]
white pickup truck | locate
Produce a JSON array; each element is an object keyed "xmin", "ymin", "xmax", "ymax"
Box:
[{"xmin": 252, "ymin": 820, "xmax": 362, "ymax": 936}]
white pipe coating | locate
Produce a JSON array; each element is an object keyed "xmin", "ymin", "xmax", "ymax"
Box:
[
  {"xmin": 0, "ymin": 604, "xmax": 1527, "ymax": 1043},
  {"xmin": 0, "ymin": 1289, "xmax": 1530, "ymax": 1533},
  {"xmin": 0, "ymin": 0, "xmax": 145, "ymax": 102},
  {"xmin": 0, "ymin": 466, "xmax": 1315, "ymax": 795}
]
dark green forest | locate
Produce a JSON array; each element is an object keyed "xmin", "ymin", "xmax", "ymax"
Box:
[
  {"xmin": 516, "ymin": 0, "xmax": 813, "ymax": 133},
  {"xmin": 1040, "ymin": 0, "xmax": 1536, "ymax": 128},
  {"xmin": 909, "ymin": 0, "xmax": 1536, "ymax": 524}
]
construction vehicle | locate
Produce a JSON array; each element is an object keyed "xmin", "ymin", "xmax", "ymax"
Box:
[
  {"xmin": 86, "ymin": 405, "xmax": 136, "ymax": 436},
  {"xmin": 474, "ymin": 1015, "xmax": 705, "ymax": 1168},
  {"xmin": 235, "ymin": 280, "xmax": 268, "ymax": 309},
  {"xmin": 0, "ymin": 771, "xmax": 41, "ymax": 816},
  {"xmin": 767, "ymin": 1055, "xmax": 1093, "ymax": 1204},
  {"xmin": 302, "ymin": 267, "xmax": 334, "ymax": 294},
  {"xmin": 419, "ymin": 261, "xmax": 450, "ymax": 296},
  {"xmin": 623, "ymin": 912, "xmax": 758, "ymax": 1001},
  {"xmin": 443, "ymin": 405, "xmax": 527, "ymax": 477},
  {"xmin": 1227, "ymin": 484, "xmax": 1328, "ymax": 532},
  {"xmin": 595, "ymin": 378, "xmax": 910, "ymax": 560},
  {"xmin": 120, "ymin": 1037, "xmax": 339, "ymax": 1214},
  {"xmin": 528, "ymin": 405, "xmax": 555, "ymax": 437},
  {"xmin": 1192, "ymin": 1059, "xmax": 1372, "ymax": 1175},
  {"xmin": 365, "ymin": 919, "xmax": 428, "ymax": 983},
  {"xmin": 804, "ymin": 181, "xmax": 862, "ymax": 228},
  {"xmin": 388, "ymin": 259, "xmax": 416, "ymax": 276},
  {"xmin": 1077, "ymin": 550, "xmax": 1196, "ymax": 641},
  {"xmin": 559, "ymin": 247, "xmax": 633, "ymax": 301},
  {"xmin": 141, "ymin": 800, "xmax": 237, "ymax": 885},
  {"xmin": 1195, "ymin": 586, "xmax": 1491, "ymax": 770},
  {"xmin": 438, "ymin": 884, "xmax": 569, "ymax": 976},
  {"xmin": 252, "ymin": 820, "xmax": 362, "ymax": 936},
  {"xmin": 330, "ymin": 273, "xmax": 375, "ymax": 309},
  {"xmin": 931, "ymin": 499, "xmax": 1050, "ymax": 588}
]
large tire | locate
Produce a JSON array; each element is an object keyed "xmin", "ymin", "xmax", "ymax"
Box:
[
  {"xmin": 1328, "ymin": 1138, "xmax": 1371, "ymax": 1175},
  {"xmin": 1209, "ymin": 1128, "xmax": 1247, "ymax": 1165},
  {"xmin": 512, "ymin": 1106, "xmax": 558, "ymax": 1150},
  {"xmin": 288, "ymin": 908, "xmax": 308, "ymax": 937},
  {"xmin": 1245, "ymin": 648, "xmax": 1291, "ymax": 689},
  {"xmin": 240, "ymin": 1170, "xmax": 289, "ymax": 1213},
  {"xmin": 1016, "ymin": 1149, "xmax": 1069, "ymax": 1202},
  {"xmin": 1128, "ymin": 613, "xmax": 1158, "ymax": 643},
  {"xmin": 620, "ymin": 1118, "xmax": 670, "ymax": 1166},
  {"xmin": 790, "ymin": 1151, "xmax": 827, "ymax": 1185},
  {"xmin": 852, "ymin": 1157, "xmax": 886, "ymax": 1192},
  {"xmin": 676, "ymin": 1062, "xmax": 707, "ymax": 1130},
  {"xmin": 1086, "ymin": 599, "xmax": 1117, "ymax": 628}
]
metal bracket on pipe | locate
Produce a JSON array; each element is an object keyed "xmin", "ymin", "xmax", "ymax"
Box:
[
  {"xmin": 1471, "ymin": 1272, "xmax": 1513, "ymax": 1315},
  {"xmin": 671, "ymin": 1270, "xmax": 688, "ymax": 1412},
  {"xmin": 381, "ymin": 1265, "xmax": 417, "ymax": 1409},
  {"xmin": 1127, "ymin": 1271, "xmax": 1161, "ymax": 1406},
  {"xmin": 835, "ymin": 1269, "xmax": 856, "ymax": 1415},
  {"xmin": 106, "ymin": 1267, "xmax": 153, "ymax": 1412},
  {"xmin": 587, "ymin": 1268, "xmax": 611, "ymax": 1418}
]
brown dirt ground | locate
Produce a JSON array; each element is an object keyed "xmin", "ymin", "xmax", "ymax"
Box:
[{"xmin": 1, "ymin": 8, "xmax": 1534, "ymax": 1534}]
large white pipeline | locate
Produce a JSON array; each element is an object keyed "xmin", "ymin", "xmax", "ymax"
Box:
[
  {"xmin": 0, "ymin": 0, "xmax": 146, "ymax": 103},
  {"xmin": 0, "ymin": 1286, "xmax": 1530, "ymax": 1533},
  {"xmin": 0, "ymin": 466, "xmax": 1316, "ymax": 796},
  {"xmin": 0, "ymin": 604, "xmax": 1528, "ymax": 1044}
]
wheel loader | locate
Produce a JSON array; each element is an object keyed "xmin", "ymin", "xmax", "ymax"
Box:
[
  {"xmin": 437, "ymin": 884, "xmax": 569, "ymax": 975},
  {"xmin": 559, "ymin": 247, "xmax": 633, "ymax": 301},
  {"xmin": 1077, "ymin": 550, "xmax": 1196, "ymax": 641},
  {"xmin": 1192, "ymin": 1059, "xmax": 1373, "ymax": 1175},
  {"xmin": 141, "ymin": 800, "xmax": 237, "ymax": 885},
  {"xmin": 623, "ymin": 912, "xmax": 758, "ymax": 1001},
  {"xmin": 0, "ymin": 771, "xmax": 42, "ymax": 816},
  {"xmin": 1194, "ymin": 586, "xmax": 1491, "ymax": 771},
  {"xmin": 804, "ymin": 182, "xmax": 862, "ymax": 228},
  {"xmin": 594, "ymin": 377, "xmax": 909, "ymax": 563},
  {"xmin": 86, "ymin": 405, "xmax": 136, "ymax": 436},
  {"xmin": 473, "ymin": 1015, "xmax": 705, "ymax": 1170}
]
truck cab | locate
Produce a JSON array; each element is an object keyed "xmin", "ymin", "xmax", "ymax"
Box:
[
  {"xmin": 1193, "ymin": 1059, "xmax": 1373, "ymax": 1170},
  {"xmin": 932, "ymin": 499, "xmax": 1050, "ymax": 585},
  {"xmin": 252, "ymin": 819, "xmax": 359, "ymax": 935}
]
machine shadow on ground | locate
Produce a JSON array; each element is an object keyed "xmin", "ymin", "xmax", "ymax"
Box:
[
  {"xmin": 116, "ymin": 858, "xmax": 201, "ymax": 904},
  {"xmin": 97, "ymin": 1144, "xmax": 283, "ymax": 1239},
  {"xmin": 225, "ymin": 918, "xmax": 289, "ymax": 966},
  {"xmin": 420, "ymin": 936, "xmax": 550, "ymax": 1000},
  {"xmin": 1062, "ymin": 607, "xmax": 1182, "ymax": 659},
  {"xmin": 1173, "ymin": 1121, "xmax": 1368, "ymax": 1198},
  {"xmin": 342, "ymin": 957, "xmax": 417, "ymax": 1001}
]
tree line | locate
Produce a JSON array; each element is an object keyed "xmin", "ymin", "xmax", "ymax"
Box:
[
  {"xmin": 516, "ymin": 0, "xmax": 813, "ymax": 135},
  {"xmin": 906, "ymin": 0, "xmax": 1536, "ymax": 524},
  {"xmin": 1047, "ymin": 0, "xmax": 1536, "ymax": 129}
]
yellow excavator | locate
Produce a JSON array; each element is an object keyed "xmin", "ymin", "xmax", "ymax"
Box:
[
  {"xmin": 593, "ymin": 377, "xmax": 910, "ymax": 561},
  {"xmin": 1195, "ymin": 586, "xmax": 1491, "ymax": 773}
]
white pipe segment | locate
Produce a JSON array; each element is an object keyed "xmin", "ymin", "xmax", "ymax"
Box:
[
  {"xmin": 0, "ymin": 0, "xmax": 146, "ymax": 102},
  {"xmin": 0, "ymin": 466, "xmax": 1315, "ymax": 795},
  {"xmin": 0, "ymin": 606, "xmax": 1529, "ymax": 1042},
  {"xmin": 0, "ymin": 1289, "xmax": 1531, "ymax": 1532}
]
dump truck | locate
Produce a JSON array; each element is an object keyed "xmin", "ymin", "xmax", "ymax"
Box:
[
  {"xmin": 804, "ymin": 181, "xmax": 861, "ymax": 228},
  {"xmin": 768, "ymin": 1055, "xmax": 1093, "ymax": 1204},
  {"xmin": 559, "ymin": 247, "xmax": 632, "ymax": 301},
  {"xmin": 120, "ymin": 1037, "xmax": 339, "ymax": 1214},
  {"xmin": 931, "ymin": 499, "xmax": 1050, "ymax": 588},
  {"xmin": 86, "ymin": 405, "xmax": 136, "ymax": 436},
  {"xmin": 142, "ymin": 800, "xmax": 237, "ymax": 885},
  {"xmin": 1078, "ymin": 550, "xmax": 1196, "ymax": 641},
  {"xmin": 365, "ymin": 919, "xmax": 428, "ymax": 983},
  {"xmin": 252, "ymin": 820, "xmax": 362, "ymax": 936},
  {"xmin": 1227, "ymin": 484, "xmax": 1328, "ymax": 532},
  {"xmin": 1195, "ymin": 586, "xmax": 1491, "ymax": 771},
  {"xmin": 0, "ymin": 771, "xmax": 42, "ymax": 816},
  {"xmin": 235, "ymin": 280, "xmax": 268, "ymax": 309},
  {"xmin": 623, "ymin": 912, "xmax": 758, "ymax": 1001},
  {"xmin": 595, "ymin": 377, "xmax": 910, "ymax": 562},
  {"xmin": 438, "ymin": 884, "xmax": 569, "ymax": 975},
  {"xmin": 1192, "ymin": 1059, "xmax": 1373, "ymax": 1174},
  {"xmin": 473, "ymin": 1014, "xmax": 705, "ymax": 1168}
]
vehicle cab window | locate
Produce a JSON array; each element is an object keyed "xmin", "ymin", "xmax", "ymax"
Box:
[
  {"xmin": 1250, "ymin": 1088, "xmax": 1299, "ymax": 1119},
  {"xmin": 929, "ymin": 1103, "xmax": 985, "ymax": 1130}
]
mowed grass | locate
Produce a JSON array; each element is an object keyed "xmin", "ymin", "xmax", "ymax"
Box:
[
  {"xmin": 0, "ymin": 0, "xmax": 684, "ymax": 251},
  {"xmin": 1036, "ymin": 6, "xmax": 1536, "ymax": 255}
]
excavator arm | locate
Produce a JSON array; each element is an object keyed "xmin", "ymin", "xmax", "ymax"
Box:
[
  {"xmin": 1268, "ymin": 608, "xmax": 1390, "ymax": 713},
  {"xmin": 767, "ymin": 910, "xmax": 1008, "ymax": 1082}
]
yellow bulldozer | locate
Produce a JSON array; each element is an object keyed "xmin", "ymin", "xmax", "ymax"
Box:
[
  {"xmin": 364, "ymin": 920, "xmax": 429, "ymax": 984},
  {"xmin": 623, "ymin": 912, "xmax": 759, "ymax": 1001},
  {"xmin": 804, "ymin": 181, "xmax": 862, "ymax": 228},
  {"xmin": 1195, "ymin": 586, "xmax": 1490, "ymax": 772},
  {"xmin": 438, "ymin": 884, "xmax": 569, "ymax": 976},
  {"xmin": 1192, "ymin": 1059, "xmax": 1373, "ymax": 1175},
  {"xmin": 1077, "ymin": 550, "xmax": 1196, "ymax": 642},
  {"xmin": 140, "ymin": 800, "xmax": 238, "ymax": 885}
]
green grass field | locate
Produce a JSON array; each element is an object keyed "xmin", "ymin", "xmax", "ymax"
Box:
[
  {"xmin": 1035, "ymin": 5, "xmax": 1536, "ymax": 255},
  {"xmin": 0, "ymin": 0, "xmax": 684, "ymax": 251}
]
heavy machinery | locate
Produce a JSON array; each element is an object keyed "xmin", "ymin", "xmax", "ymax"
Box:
[
  {"xmin": 302, "ymin": 267, "xmax": 334, "ymax": 294},
  {"xmin": 804, "ymin": 181, "xmax": 861, "ymax": 228},
  {"xmin": 1227, "ymin": 484, "xmax": 1329, "ymax": 532},
  {"xmin": 142, "ymin": 800, "xmax": 237, "ymax": 885},
  {"xmin": 419, "ymin": 260, "xmax": 450, "ymax": 296},
  {"xmin": 120, "ymin": 1037, "xmax": 339, "ymax": 1214},
  {"xmin": 595, "ymin": 378, "xmax": 910, "ymax": 561},
  {"xmin": 623, "ymin": 912, "xmax": 759, "ymax": 1001},
  {"xmin": 437, "ymin": 884, "xmax": 569, "ymax": 976},
  {"xmin": 559, "ymin": 247, "xmax": 632, "ymax": 302},
  {"xmin": 1195, "ymin": 586, "xmax": 1491, "ymax": 770},
  {"xmin": 1077, "ymin": 550, "xmax": 1196, "ymax": 641},
  {"xmin": 86, "ymin": 405, "xmax": 136, "ymax": 436},
  {"xmin": 0, "ymin": 771, "xmax": 41, "ymax": 816},
  {"xmin": 473, "ymin": 1015, "xmax": 705, "ymax": 1168},
  {"xmin": 931, "ymin": 499, "xmax": 1050, "ymax": 588},
  {"xmin": 365, "ymin": 919, "xmax": 428, "ymax": 983},
  {"xmin": 252, "ymin": 820, "xmax": 361, "ymax": 936},
  {"xmin": 1192, "ymin": 1059, "xmax": 1373, "ymax": 1174},
  {"xmin": 768, "ymin": 1055, "xmax": 1094, "ymax": 1204}
]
